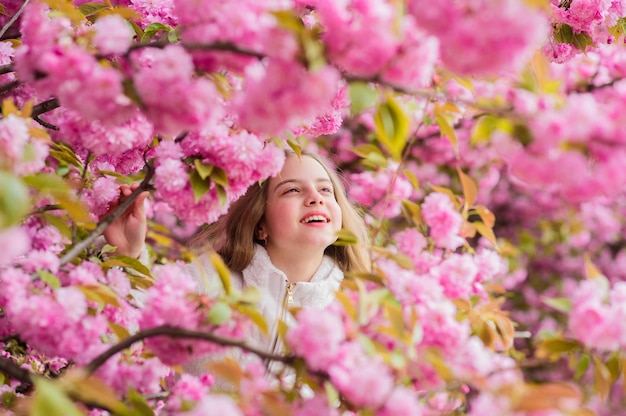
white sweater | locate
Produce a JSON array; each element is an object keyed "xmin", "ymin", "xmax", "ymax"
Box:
[{"xmin": 183, "ymin": 244, "xmax": 344, "ymax": 377}]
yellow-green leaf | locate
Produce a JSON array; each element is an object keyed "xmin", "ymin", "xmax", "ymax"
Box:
[
  {"xmin": 78, "ymin": 284, "xmax": 121, "ymax": 307},
  {"xmin": 38, "ymin": 270, "xmax": 61, "ymax": 290},
  {"xmin": 403, "ymin": 169, "xmax": 419, "ymax": 190},
  {"xmin": 234, "ymin": 304, "xmax": 268, "ymax": 336},
  {"xmin": 210, "ymin": 251, "xmax": 231, "ymax": 295},
  {"xmin": 31, "ymin": 377, "xmax": 83, "ymax": 416},
  {"xmin": 457, "ymin": 168, "xmax": 478, "ymax": 208},
  {"xmin": 102, "ymin": 256, "xmax": 151, "ymax": 277},
  {"xmin": 79, "ymin": 2, "xmax": 108, "ymax": 17},
  {"xmin": 127, "ymin": 387, "xmax": 154, "ymax": 416},
  {"xmin": 333, "ymin": 229, "xmax": 358, "ymax": 246},
  {"xmin": 193, "ymin": 159, "xmax": 213, "ymax": 180},
  {"xmin": 61, "ymin": 370, "xmax": 132, "ymax": 416},
  {"xmin": 0, "ymin": 173, "xmax": 30, "ymax": 229},
  {"xmin": 189, "ymin": 170, "xmax": 211, "ymax": 202},
  {"xmin": 374, "ymin": 97, "xmax": 409, "ymax": 160},
  {"xmin": 434, "ymin": 105, "xmax": 458, "ymax": 157},
  {"xmin": 211, "ymin": 167, "xmax": 229, "ymax": 187},
  {"xmin": 541, "ymin": 296, "xmax": 572, "ymax": 313},
  {"xmin": 207, "ymin": 301, "xmax": 232, "ymax": 325},
  {"xmin": 473, "ymin": 221, "xmax": 499, "ymax": 249},
  {"xmin": 535, "ymin": 338, "xmax": 580, "ymax": 359},
  {"xmin": 584, "ymin": 254, "xmax": 604, "ymax": 279},
  {"xmin": 593, "ymin": 355, "xmax": 612, "ymax": 400},
  {"xmin": 475, "ymin": 205, "xmax": 496, "ymax": 228},
  {"xmin": 349, "ymin": 81, "xmax": 378, "ymax": 115},
  {"xmin": 287, "ymin": 138, "xmax": 302, "ymax": 158}
]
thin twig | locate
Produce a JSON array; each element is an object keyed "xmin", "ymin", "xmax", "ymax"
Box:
[
  {"xmin": 0, "ymin": 333, "xmax": 21, "ymax": 343},
  {"xmin": 0, "ymin": 0, "xmax": 29, "ymax": 39},
  {"xmin": 32, "ymin": 98, "xmax": 60, "ymax": 117},
  {"xmin": 59, "ymin": 164, "xmax": 155, "ymax": 266},
  {"xmin": 85, "ymin": 325, "xmax": 294, "ymax": 375},
  {"xmin": 28, "ymin": 204, "xmax": 62, "ymax": 215},
  {"xmin": 0, "ymin": 64, "xmax": 14, "ymax": 76},
  {"xmin": 32, "ymin": 115, "xmax": 59, "ymax": 130},
  {"xmin": 0, "ymin": 79, "xmax": 20, "ymax": 95},
  {"xmin": 126, "ymin": 40, "xmax": 266, "ymax": 60}
]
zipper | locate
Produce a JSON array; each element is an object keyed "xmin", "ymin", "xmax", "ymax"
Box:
[{"xmin": 265, "ymin": 280, "xmax": 296, "ymax": 373}]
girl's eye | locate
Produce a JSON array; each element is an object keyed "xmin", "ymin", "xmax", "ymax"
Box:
[
  {"xmin": 320, "ymin": 187, "xmax": 333, "ymax": 193},
  {"xmin": 284, "ymin": 188, "xmax": 298, "ymax": 194}
]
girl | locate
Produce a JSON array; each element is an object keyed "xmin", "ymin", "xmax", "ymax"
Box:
[{"xmin": 105, "ymin": 150, "xmax": 370, "ymax": 376}]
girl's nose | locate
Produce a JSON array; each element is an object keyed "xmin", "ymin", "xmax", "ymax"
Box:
[{"xmin": 306, "ymin": 190, "xmax": 324, "ymax": 206}]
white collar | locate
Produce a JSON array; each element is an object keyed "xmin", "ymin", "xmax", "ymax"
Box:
[{"xmin": 242, "ymin": 244, "xmax": 343, "ymax": 287}]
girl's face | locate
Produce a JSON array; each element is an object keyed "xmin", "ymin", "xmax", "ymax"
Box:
[{"xmin": 261, "ymin": 155, "xmax": 342, "ymax": 255}]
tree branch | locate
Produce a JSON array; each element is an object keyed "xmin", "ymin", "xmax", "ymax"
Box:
[
  {"xmin": 0, "ymin": 0, "xmax": 29, "ymax": 39},
  {"xmin": 0, "ymin": 64, "xmax": 14, "ymax": 76},
  {"xmin": 0, "ymin": 79, "xmax": 20, "ymax": 95},
  {"xmin": 59, "ymin": 164, "xmax": 155, "ymax": 266},
  {"xmin": 85, "ymin": 325, "xmax": 294, "ymax": 375},
  {"xmin": 126, "ymin": 40, "xmax": 266, "ymax": 60},
  {"xmin": 0, "ymin": 356, "xmax": 32, "ymax": 385},
  {"xmin": 32, "ymin": 98, "xmax": 60, "ymax": 117}
]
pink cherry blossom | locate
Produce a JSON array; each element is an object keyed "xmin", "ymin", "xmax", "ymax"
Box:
[
  {"xmin": 286, "ymin": 307, "xmax": 346, "ymax": 371},
  {"xmin": 421, "ymin": 192, "xmax": 464, "ymax": 250},
  {"xmin": 93, "ymin": 15, "xmax": 134, "ymax": 55}
]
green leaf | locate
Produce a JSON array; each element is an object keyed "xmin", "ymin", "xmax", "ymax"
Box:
[
  {"xmin": 102, "ymin": 255, "xmax": 152, "ymax": 277},
  {"xmin": 216, "ymin": 185, "xmax": 228, "ymax": 207},
  {"xmin": 128, "ymin": 387, "xmax": 154, "ymax": 416},
  {"xmin": 0, "ymin": 172, "xmax": 30, "ymax": 229},
  {"xmin": 31, "ymin": 377, "xmax": 84, "ymax": 416},
  {"xmin": 189, "ymin": 170, "xmax": 211, "ymax": 202},
  {"xmin": 541, "ymin": 296, "xmax": 572, "ymax": 313},
  {"xmin": 333, "ymin": 229, "xmax": 358, "ymax": 246},
  {"xmin": 572, "ymin": 32, "xmax": 594, "ymax": 52},
  {"xmin": 536, "ymin": 338, "xmax": 580, "ymax": 359},
  {"xmin": 23, "ymin": 173, "xmax": 91, "ymax": 223},
  {"xmin": 49, "ymin": 142, "xmax": 83, "ymax": 168},
  {"xmin": 574, "ymin": 354, "xmax": 590, "ymax": 380},
  {"xmin": 349, "ymin": 81, "xmax": 378, "ymax": 115},
  {"xmin": 401, "ymin": 200, "xmax": 423, "ymax": 226},
  {"xmin": 470, "ymin": 115, "xmax": 512, "ymax": 145},
  {"xmin": 553, "ymin": 23, "xmax": 574, "ymax": 44},
  {"xmin": 287, "ymin": 138, "xmax": 302, "ymax": 158},
  {"xmin": 141, "ymin": 22, "xmax": 171, "ymax": 43},
  {"xmin": 351, "ymin": 144, "xmax": 384, "ymax": 160},
  {"xmin": 78, "ymin": 2, "xmax": 107, "ymax": 16},
  {"xmin": 38, "ymin": 270, "xmax": 61, "ymax": 290},
  {"xmin": 211, "ymin": 166, "xmax": 229, "ymax": 187},
  {"xmin": 77, "ymin": 284, "xmax": 121, "ymax": 308},
  {"xmin": 193, "ymin": 159, "xmax": 214, "ymax": 180},
  {"xmin": 373, "ymin": 97, "xmax": 409, "ymax": 160},
  {"xmin": 207, "ymin": 301, "xmax": 232, "ymax": 325},
  {"xmin": 606, "ymin": 353, "xmax": 622, "ymax": 382},
  {"xmin": 1, "ymin": 391, "xmax": 17, "ymax": 409},
  {"xmin": 434, "ymin": 107, "xmax": 458, "ymax": 156}
]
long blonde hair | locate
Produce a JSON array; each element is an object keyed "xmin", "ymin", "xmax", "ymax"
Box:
[{"xmin": 191, "ymin": 150, "xmax": 370, "ymax": 273}]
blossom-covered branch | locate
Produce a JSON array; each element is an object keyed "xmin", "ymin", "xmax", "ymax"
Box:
[{"xmin": 85, "ymin": 325, "xmax": 294, "ymax": 375}]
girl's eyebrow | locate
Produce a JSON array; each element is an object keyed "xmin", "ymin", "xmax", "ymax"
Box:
[{"xmin": 273, "ymin": 178, "xmax": 332, "ymax": 192}]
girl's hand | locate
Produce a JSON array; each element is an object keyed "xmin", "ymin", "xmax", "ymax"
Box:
[{"xmin": 102, "ymin": 183, "xmax": 149, "ymax": 259}]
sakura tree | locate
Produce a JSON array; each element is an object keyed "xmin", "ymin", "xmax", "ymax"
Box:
[{"xmin": 1, "ymin": 0, "xmax": 626, "ymax": 415}]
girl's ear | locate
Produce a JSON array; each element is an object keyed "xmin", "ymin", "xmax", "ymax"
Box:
[{"xmin": 256, "ymin": 224, "xmax": 268, "ymax": 240}]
